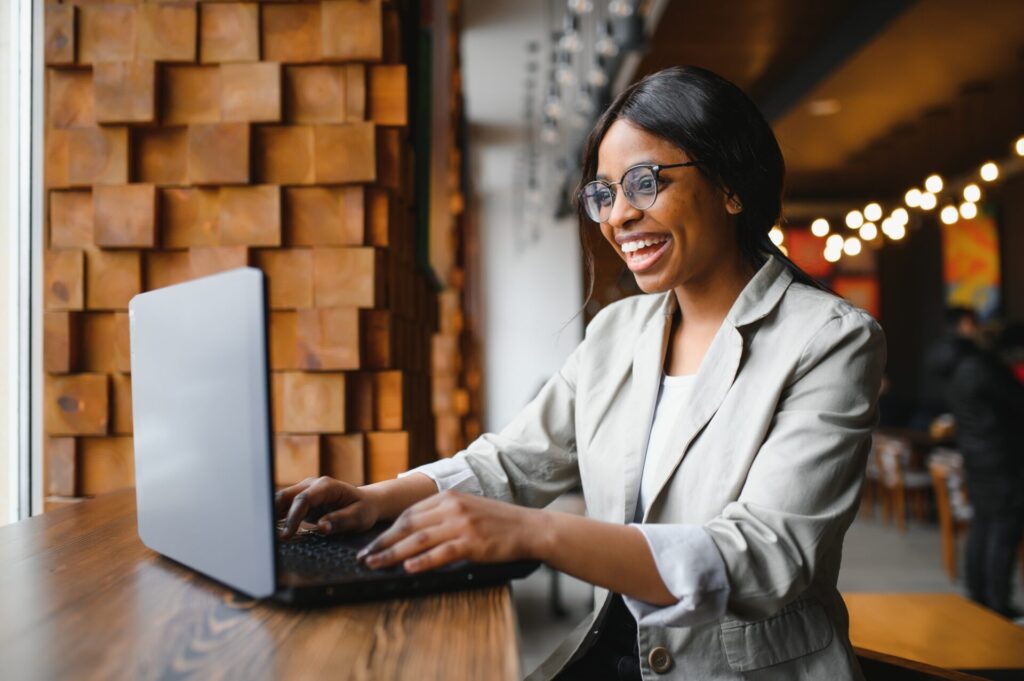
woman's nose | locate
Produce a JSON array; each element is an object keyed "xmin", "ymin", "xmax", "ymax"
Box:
[{"xmin": 606, "ymin": 187, "xmax": 642, "ymax": 228}]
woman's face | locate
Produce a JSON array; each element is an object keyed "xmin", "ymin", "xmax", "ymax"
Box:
[{"xmin": 595, "ymin": 119, "xmax": 742, "ymax": 294}]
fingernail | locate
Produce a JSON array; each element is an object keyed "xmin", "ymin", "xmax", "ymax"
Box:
[
  {"xmin": 356, "ymin": 546, "xmax": 371, "ymax": 560},
  {"xmin": 321, "ymin": 520, "xmax": 332, "ymax": 533}
]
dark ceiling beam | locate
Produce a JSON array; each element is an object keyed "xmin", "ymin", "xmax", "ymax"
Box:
[{"xmin": 758, "ymin": 0, "xmax": 916, "ymax": 123}]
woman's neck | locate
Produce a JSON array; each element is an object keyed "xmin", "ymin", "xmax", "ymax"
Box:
[{"xmin": 671, "ymin": 255, "xmax": 754, "ymax": 329}]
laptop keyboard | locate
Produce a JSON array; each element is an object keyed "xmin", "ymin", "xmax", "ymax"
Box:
[{"xmin": 277, "ymin": 532, "xmax": 404, "ymax": 579}]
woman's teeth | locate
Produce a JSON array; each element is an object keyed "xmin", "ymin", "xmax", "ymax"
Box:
[{"xmin": 620, "ymin": 236, "xmax": 669, "ymax": 254}]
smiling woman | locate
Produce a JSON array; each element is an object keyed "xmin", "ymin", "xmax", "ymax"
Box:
[{"xmin": 277, "ymin": 66, "xmax": 886, "ymax": 681}]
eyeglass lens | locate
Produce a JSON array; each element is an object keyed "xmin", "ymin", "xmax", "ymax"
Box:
[{"xmin": 582, "ymin": 166, "xmax": 659, "ymax": 223}]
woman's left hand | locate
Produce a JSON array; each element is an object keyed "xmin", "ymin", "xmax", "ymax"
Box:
[{"xmin": 356, "ymin": 491, "xmax": 545, "ymax": 573}]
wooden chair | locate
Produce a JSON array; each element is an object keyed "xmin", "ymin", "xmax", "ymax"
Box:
[
  {"xmin": 874, "ymin": 433, "xmax": 933, "ymax": 531},
  {"xmin": 927, "ymin": 450, "xmax": 972, "ymax": 582},
  {"xmin": 855, "ymin": 648, "xmax": 988, "ymax": 681}
]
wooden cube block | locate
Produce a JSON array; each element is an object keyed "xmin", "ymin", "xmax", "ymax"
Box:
[
  {"xmin": 79, "ymin": 437, "xmax": 134, "ymax": 495},
  {"xmin": 363, "ymin": 309, "xmax": 392, "ymax": 369},
  {"xmin": 134, "ymin": 127, "xmax": 189, "ymax": 186},
  {"xmin": 271, "ymin": 372, "xmax": 346, "ymax": 433},
  {"xmin": 199, "ymin": 2, "xmax": 259, "ymax": 63},
  {"xmin": 221, "ymin": 62, "xmax": 281, "ymax": 123},
  {"xmin": 382, "ymin": 6, "xmax": 401, "ymax": 64},
  {"xmin": 323, "ymin": 433, "xmax": 365, "ymax": 485},
  {"xmin": 110, "ymin": 373, "xmax": 133, "ymax": 435},
  {"xmin": 189, "ymin": 246, "xmax": 249, "ymax": 279},
  {"xmin": 283, "ymin": 65, "xmax": 346, "ymax": 123},
  {"xmin": 46, "ymin": 437, "xmax": 77, "ymax": 497},
  {"xmin": 285, "ymin": 186, "xmax": 364, "ymax": 246},
  {"xmin": 93, "ymin": 184, "xmax": 157, "ymax": 249},
  {"xmin": 45, "ymin": 4, "xmax": 76, "ymax": 65},
  {"xmin": 85, "ymin": 247, "xmax": 142, "ymax": 310},
  {"xmin": 79, "ymin": 312, "xmax": 122, "ymax": 373},
  {"xmin": 79, "ymin": 5, "xmax": 136, "ymax": 64},
  {"xmin": 431, "ymin": 333, "xmax": 462, "ymax": 374},
  {"xmin": 254, "ymin": 125, "xmax": 314, "ymax": 185},
  {"xmin": 367, "ymin": 187, "xmax": 393, "ymax": 247},
  {"xmin": 313, "ymin": 123, "xmax": 375, "ymax": 184},
  {"xmin": 93, "ymin": 61, "xmax": 156, "ymax": 124},
  {"xmin": 369, "ymin": 65, "xmax": 407, "ymax": 126},
  {"xmin": 314, "ymin": 247, "xmax": 383, "ymax": 308},
  {"xmin": 44, "ymin": 311, "xmax": 80, "ymax": 374},
  {"xmin": 274, "ymin": 434, "xmax": 321, "ymax": 487},
  {"xmin": 161, "ymin": 188, "xmax": 220, "ymax": 248},
  {"xmin": 346, "ymin": 371, "xmax": 374, "ymax": 432},
  {"xmin": 46, "ymin": 129, "xmax": 70, "ymax": 188},
  {"xmin": 344, "ymin": 64, "xmax": 366, "ymax": 121},
  {"xmin": 435, "ymin": 414, "xmax": 464, "ymax": 458},
  {"xmin": 67, "ymin": 127, "xmax": 128, "ymax": 187},
  {"xmin": 48, "ymin": 69, "xmax": 94, "ymax": 129},
  {"xmin": 188, "ymin": 123, "xmax": 249, "ymax": 185},
  {"xmin": 254, "ymin": 248, "xmax": 313, "ymax": 308},
  {"xmin": 218, "ymin": 185, "xmax": 281, "ymax": 246},
  {"xmin": 45, "ymin": 373, "xmax": 109, "ymax": 436},
  {"xmin": 50, "ymin": 190, "xmax": 93, "ymax": 249},
  {"xmin": 162, "ymin": 66, "xmax": 221, "ymax": 125},
  {"xmin": 269, "ymin": 311, "xmax": 301, "ymax": 370},
  {"xmin": 137, "ymin": 2, "xmax": 197, "ymax": 62},
  {"xmin": 374, "ymin": 370, "xmax": 404, "ymax": 430},
  {"xmin": 366, "ymin": 431, "xmax": 410, "ymax": 483},
  {"xmin": 262, "ymin": 2, "xmax": 322, "ymax": 63},
  {"xmin": 321, "ymin": 0, "xmax": 382, "ymax": 62},
  {"xmin": 113, "ymin": 312, "xmax": 131, "ymax": 373},
  {"xmin": 375, "ymin": 127, "xmax": 402, "ymax": 190},
  {"xmin": 296, "ymin": 306, "xmax": 360, "ymax": 370},
  {"xmin": 144, "ymin": 250, "xmax": 193, "ymax": 290},
  {"xmin": 45, "ymin": 249, "xmax": 84, "ymax": 311}
]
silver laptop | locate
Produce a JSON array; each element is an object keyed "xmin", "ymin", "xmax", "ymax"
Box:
[{"xmin": 129, "ymin": 267, "xmax": 537, "ymax": 604}]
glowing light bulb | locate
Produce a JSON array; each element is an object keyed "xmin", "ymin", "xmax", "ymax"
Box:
[
  {"xmin": 963, "ymin": 183, "xmax": 981, "ymax": 203},
  {"xmin": 810, "ymin": 218, "xmax": 830, "ymax": 237},
  {"xmin": 940, "ymin": 205, "xmax": 959, "ymax": 224},
  {"xmin": 845, "ymin": 210, "xmax": 864, "ymax": 229},
  {"xmin": 925, "ymin": 174, "xmax": 943, "ymax": 194},
  {"xmin": 769, "ymin": 227, "xmax": 785, "ymax": 246},
  {"xmin": 859, "ymin": 222, "xmax": 878, "ymax": 240},
  {"xmin": 959, "ymin": 202, "xmax": 978, "ymax": 220},
  {"xmin": 1016, "ymin": 136, "xmax": 1024, "ymax": 157},
  {"xmin": 889, "ymin": 223, "xmax": 906, "ymax": 240},
  {"xmin": 864, "ymin": 203, "xmax": 882, "ymax": 222},
  {"xmin": 891, "ymin": 207, "xmax": 909, "ymax": 225},
  {"xmin": 824, "ymin": 248, "xmax": 841, "ymax": 263},
  {"xmin": 843, "ymin": 237, "xmax": 862, "ymax": 256},
  {"xmin": 826, "ymin": 234, "xmax": 844, "ymax": 251},
  {"xmin": 905, "ymin": 188, "xmax": 922, "ymax": 208},
  {"xmin": 919, "ymin": 192, "xmax": 937, "ymax": 210},
  {"xmin": 980, "ymin": 162, "xmax": 999, "ymax": 182}
]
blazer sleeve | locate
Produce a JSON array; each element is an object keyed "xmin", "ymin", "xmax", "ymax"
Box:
[
  {"xmin": 443, "ymin": 341, "xmax": 583, "ymax": 508},
  {"xmin": 703, "ymin": 309, "xmax": 886, "ymax": 619}
]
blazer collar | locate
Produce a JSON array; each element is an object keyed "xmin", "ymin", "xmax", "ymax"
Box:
[{"xmin": 623, "ymin": 256, "xmax": 794, "ymax": 522}]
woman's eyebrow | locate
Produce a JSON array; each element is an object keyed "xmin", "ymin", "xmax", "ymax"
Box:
[{"xmin": 596, "ymin": 160, "xmax": 659, "ymax": 181}]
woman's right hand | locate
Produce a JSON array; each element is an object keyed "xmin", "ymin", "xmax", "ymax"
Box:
[{"xmin": 274, "ymin": 476, "xmax": 381, "ymax": 539}]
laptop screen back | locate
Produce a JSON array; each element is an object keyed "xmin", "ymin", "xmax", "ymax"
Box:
[{"xmin": 129, "ymin": 267, "xmax": 276, "ymax": 598}]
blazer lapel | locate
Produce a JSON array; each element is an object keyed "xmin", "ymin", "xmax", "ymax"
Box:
[{"xmin": 621, "ymin": 295, "xmax": 674, "ymax": 523}]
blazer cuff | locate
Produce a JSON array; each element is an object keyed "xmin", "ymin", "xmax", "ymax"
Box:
[
  {"xmin": 623, "ymin": 523, "xmax": 730, "ymax": 628},
  {"xmin": 398, "ymin": 454, "xmax": 485, "ymax": 496}
]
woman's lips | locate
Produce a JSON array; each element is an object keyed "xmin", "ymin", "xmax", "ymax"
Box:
[{"xmin": 625, "ymin": 238, "xmax": 671, "ymax": 273}]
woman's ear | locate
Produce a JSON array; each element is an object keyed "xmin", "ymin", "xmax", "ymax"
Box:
[{"xmin": 724, "ymin": 191, "xmax": 743, "ymax": 215}]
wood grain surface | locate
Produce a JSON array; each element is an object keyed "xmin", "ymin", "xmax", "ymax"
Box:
[{"xmin": 0, "ymin": 490, "xmax": 520, "ymax": 681}]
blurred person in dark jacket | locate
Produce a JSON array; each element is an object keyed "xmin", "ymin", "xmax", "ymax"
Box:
[{"xmin": 928, "ymin": 306, "xmax": 1024, "ymax": 618}]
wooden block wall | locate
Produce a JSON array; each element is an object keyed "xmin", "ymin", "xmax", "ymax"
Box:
[{"xmin": 42, "ymin": 0, "xmax": 443, "ymax": 507}]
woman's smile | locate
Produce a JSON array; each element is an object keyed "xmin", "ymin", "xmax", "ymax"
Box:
[{"xmin": 617, "ymin": 233, "xmax": 673, "ymax": 272}]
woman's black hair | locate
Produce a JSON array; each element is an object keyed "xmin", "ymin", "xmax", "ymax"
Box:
[{"xmin": 576, "ymin": 65, "xmax": 828, "ymax": 303}]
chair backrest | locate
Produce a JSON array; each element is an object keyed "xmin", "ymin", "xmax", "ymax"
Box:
[{"xmin": 873, "ymin": 434, "xmax": 912, "ymax": 487}]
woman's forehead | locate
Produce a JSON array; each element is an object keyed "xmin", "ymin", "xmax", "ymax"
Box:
[{"xmin": 596, "ymin": 120, "xmax": 690, "ymax": 179}]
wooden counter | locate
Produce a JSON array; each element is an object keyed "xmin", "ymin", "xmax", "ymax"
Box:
[{"xmin": 0, "ymin": 490, "xmax": 520, "ymax": 681}]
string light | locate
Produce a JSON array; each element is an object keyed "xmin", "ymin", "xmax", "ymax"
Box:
[
  {"xmin": 567, "ymin": 0, "xmax": 593, "ymax": 13},
  {"xmin": 845, "ymin": 210, "xmax": 864, "ymax": 229},
  {"xmin": 824, "ymin": 248, "xmax": 841, "ymax": 263},
  {"xmin": 905, "ymin": 188, "xmax": 922, "ymax": 207},
  {"xmin": 888, "ymin": 223, "xmax": 906, "ymax": 240},
  {"xmin": 980, "ymin": 162, "xmax": 999, "ymax": 182},
  {"xmin": 891, "ymin": 207, "xmax": 909, "ymax": 225},
  {"xmin": 919, "ymin": 192, "xmax": 937, "ymax": 210},
  {"xmin": 963, "ymin": 183, "xmax": 981, "ymax": 203},
  {"xmin": 1016, "ymin": 136, "xmax": 1024, "ymax": 156},
  {"xmin": 811, "ymin": 218, "xmax": 830, "ymax": 237},
  {"xmin": 595, "ymin": 20, "xmax": 619, "ymax": 58},
  {"xmin": 859, "ymin": 222, "xmax": 878, "ymax": 240},
  {"xmin": 769, "ymin": 227, "xmax": 785, "ymax": 246},
  {"xmin": 864, "ymin": 203, "xmax": 882, "ymax": 222},
  {"xmin": 924, "ymin": 174, "xmax": 944, "ymax": 193},
  {"xmin": 843, "ymin": 237, "xmax": 862, "ymax": 256},
  {"xmin": 826, "ymin": 234, "xmax": 844, "ymax": 251},
  {"xmin": 609, "ymin": 0, "xmax": 636, "ymax": 17},
  {"xmin": 940, "ymin": 205, "xmax": 959, "ymax": 224},
  {"xmin": 959, "ymin": 201, "xmax": 978, "ymax": 220}
]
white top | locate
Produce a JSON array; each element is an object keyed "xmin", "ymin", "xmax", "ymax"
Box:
[{"xmin": 401, "ymin": 370, "xmax": 729, "ymax": 628}]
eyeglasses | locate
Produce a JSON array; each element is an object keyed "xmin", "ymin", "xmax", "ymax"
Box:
[{"xmin": 578, "ymin": 162, "xmax": 698, "ymax": 223}]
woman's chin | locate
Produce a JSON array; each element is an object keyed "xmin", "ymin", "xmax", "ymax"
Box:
[{"xmin": 632, "ymin": 273, "xmax": 674, "ymax": 294}]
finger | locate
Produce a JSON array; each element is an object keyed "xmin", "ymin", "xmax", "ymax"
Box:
[
  {"xmin": 274, "ymin": 478, "xmax": 316, "ymax": 519},
  {"xmin": 317, "ymin": 503, "xmax": 372, "ymax": 535},
  {"xmin": 402, "ymin": 540, "xmax": 469, "ymax": 574},
  {"xmin": 281, "ymin": 477, "xmax": 342, "ymax": 539},
  {"xmin": 357, "ymin": 506, "xmax": 448, "ymax": 560},
  {"xmin": 364, "ymin": 525, "xmax": 454, "ymax": 569}
]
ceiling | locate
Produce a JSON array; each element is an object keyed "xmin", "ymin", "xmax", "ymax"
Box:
[{"xmin": 635, "ymin": 0, "xmax": 1024, "ymax": 203}]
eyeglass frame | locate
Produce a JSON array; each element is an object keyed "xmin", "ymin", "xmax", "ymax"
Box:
[{"xmin": 578, "ymin": 161, "xmax": 699, "ymax": 223}]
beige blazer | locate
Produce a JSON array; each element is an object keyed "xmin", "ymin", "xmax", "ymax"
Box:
[{"xmin": 457, "ymin": 256, "xmax": 886, "ymax": 680}]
